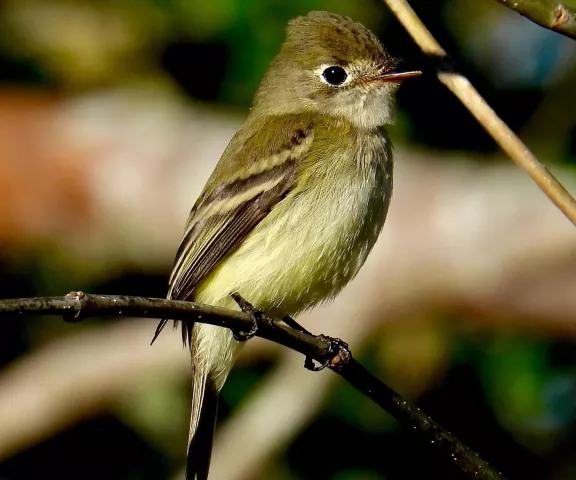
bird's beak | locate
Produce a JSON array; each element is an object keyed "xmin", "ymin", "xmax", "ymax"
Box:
[{"xmin": 373, "ymin": 70, "xmax": 422, "ymax": 83}]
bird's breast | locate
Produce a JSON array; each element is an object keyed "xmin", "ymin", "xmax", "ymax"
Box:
[{"xmin": 195, "ymin": 129, "xmax": 393, "ymax": 318}]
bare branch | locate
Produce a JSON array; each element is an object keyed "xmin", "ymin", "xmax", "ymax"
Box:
[
  {"xmin": 383, "ymin": 0, "xmax": 576, "ymax": 226},
  {"xmin": 492, "ymin": 0, "xmax": 576, "ymax": 40},
  {"xmin": 0, "ymin": 293, "xmax": 506, "ymax": 480}
]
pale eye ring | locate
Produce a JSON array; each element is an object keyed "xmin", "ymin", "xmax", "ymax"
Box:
[{"xmin": 321, "ymin": 66, "xmax": 348, "ymax": 86}]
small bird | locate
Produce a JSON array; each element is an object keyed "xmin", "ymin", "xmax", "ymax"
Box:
[{"xmin": 153, "ymin": 10, "xmax": 420, "ymax": 480}]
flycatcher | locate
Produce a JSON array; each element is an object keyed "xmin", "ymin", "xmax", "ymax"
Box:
[{"xmin": 154, "ymin": 11, "xmax": 420, "ymax": 480}]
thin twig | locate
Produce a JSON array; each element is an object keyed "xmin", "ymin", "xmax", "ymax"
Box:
[
  {"xmin": 0, "ymin": 293, "xmax": 506, "ymax": 480},
  {"xmin": 492, "ymin": 0, "xmax": 576, "ymax": 40},
  {"xmin": 383, "ymin": 0, "xmax": 576, "ymax": 226}
]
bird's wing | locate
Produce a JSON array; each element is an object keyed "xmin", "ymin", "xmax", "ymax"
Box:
[{"xmin": 152, "ymin": 116, "xmax": 315, "ymax": 345}]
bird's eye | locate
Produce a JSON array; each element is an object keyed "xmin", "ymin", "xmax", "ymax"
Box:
[{"xmin": 322, "ymin": 66, "xmax": 348, "ymax": 86}]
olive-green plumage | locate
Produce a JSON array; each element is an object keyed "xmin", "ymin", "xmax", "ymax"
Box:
[{"xmin": 153, "ymin": 10, "xmax": 420, "ymax": 480}]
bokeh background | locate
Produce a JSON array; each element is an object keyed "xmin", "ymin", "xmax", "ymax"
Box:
[{"xmin": 0, "ymin": 0, "xmax": 575, "ymax": 479}]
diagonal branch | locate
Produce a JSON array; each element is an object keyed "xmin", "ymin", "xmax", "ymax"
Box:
[
  {"xmin": 0, "ymin": 292, "xmax": 506, "ymax": 480},
  {"xmin": 383, "ymin": 0, "xmax": 576, "ymax": 226},
  {"xmin": 492, "ymin": 0, "xmax": 576, "ymax": 40}
]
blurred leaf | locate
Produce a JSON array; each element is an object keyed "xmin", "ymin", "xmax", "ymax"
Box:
[
  {"xmin": 533, "ymin": 373, "xmax": 576, "ymax": 430},
  {"xmin": 447, "ymin": 0, "xmax": 576, "ymax": 88},
  {"xmin": 170, "ymin": 0, "xmax": 239, "ymax": 39},
  {"xmin": 0, "ymin": 0, "xmax": 170, "ymax": 89},
  {"xmin": 479, "ymin": 337, "xmax": 557, "ymax": 450},
  {"xmin": 115, "ymin": 375, "xmax": 189, "ymax": 456},
  {"xmin": 221, "ymin": 361, "xmax": 273, "ymax": 408},
  {"xmin": 331, "ymin": 469, "xmax": 383, "ymax": 480},
  {"xmin": 377, "ymin": 319, "xmax": 451, "ymax": 397}
]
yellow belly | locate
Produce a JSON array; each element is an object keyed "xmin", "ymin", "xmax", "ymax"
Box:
[{"xmin": 192, "ymin": 142, "xmax": 391, "ymax": 387}]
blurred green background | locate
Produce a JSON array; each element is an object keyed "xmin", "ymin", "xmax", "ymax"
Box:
[{"xmin": 0, "ymin": 0, "xmax": 575, "ymax": 479}]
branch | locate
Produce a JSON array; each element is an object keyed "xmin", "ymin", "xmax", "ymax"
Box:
[
  {"xmin": 0, "ymin": 293, "xmax": 506, "ymax": 480},
  {"xmin": 492, "ymin": 0, "xmax": 576, "ymax": 40},
  {"xmin": 382, "ymin": 0, "xmax": 576, "ymax": 226}
]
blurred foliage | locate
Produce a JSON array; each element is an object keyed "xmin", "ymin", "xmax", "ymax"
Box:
[
  {"xmin": 0, "ymin": 0, "xmax": 383, "ymax": 100},
  {"xmin": 0, "ymin": 0, "xmax": 575, "ymax": 479},
  {"xmin": 1, "ymin": 0, "xmax": 575, "ymax": 153}
]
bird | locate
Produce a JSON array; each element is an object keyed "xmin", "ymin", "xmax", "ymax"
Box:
[{"xmin": 152, "ymin": 10, "xmax": 420, "ymax": 480}]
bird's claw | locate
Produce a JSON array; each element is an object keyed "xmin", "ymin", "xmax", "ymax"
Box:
[
  {"xmin": 232, "ymin": 322, "xmax": 258, "ymax": 341},
  {"xmin": 229, "ymin": 295, "xmax": 352, "ymax": 370},
  {"xmin": 230, "ymin": 292, "xmax": 271, "ymax": 341},
  {"xmin": 304, "ymin": 335, "xmax": 352, "ymax": 372}
]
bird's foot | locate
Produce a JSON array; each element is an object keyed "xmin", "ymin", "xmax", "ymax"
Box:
[
  {"xmin": 304, "ymin": 335, "xmax": 352, "ymax": 372},
  {"xmin": 230, "ymin": 293, "xmax": 273, "ymax": 341},
  {"xmin": 229, "ymin": 296, "xmax": 352, "ymax": 371},
  {"xmin": 279, "ymin": 316, "xmax": 352, "ymax": 372}
]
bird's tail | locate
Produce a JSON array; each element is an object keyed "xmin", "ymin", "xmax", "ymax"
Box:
[{"xmin": 186, "ymin": 370, "xmax": 219, "ymax": 480}]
